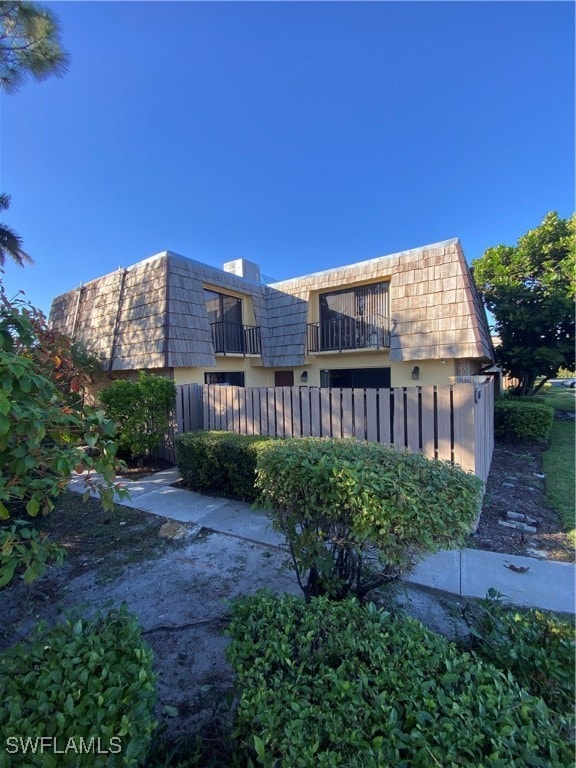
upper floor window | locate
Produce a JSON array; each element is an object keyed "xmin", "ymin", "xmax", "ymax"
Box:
[
  {"xmin": 204, "ymin": 289, "xmax": 261, "ymax": 355},
  {"xmin": 309, "ymin": 281, "xmax": 390, "ymax": 352},
  {"xmin": 205, "ymin": 289, "xmax": 242, "ymax": 326},
  {"xmin": 319, "ymin": 281, "xmax": 389, "ymax": 325}
]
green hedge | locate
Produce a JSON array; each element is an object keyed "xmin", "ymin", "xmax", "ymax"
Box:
[
  {"xmin": 256, "ymin": 438, "xmax": 482, "ymax": 600},
  {"xmin": 99, "ymin": 372, "xmax": 176, "ymax": 459},
  {"xmin": 174, "ymin": 431, "xmax": 271, "ymax": 502},
  {"xmin": 494, "ymin": 398, "xmax": 554, "ymax": 444},
  {"xmin": 462, "ymin": 592, "xmax": 575, "ymax": 718},
  {"xmin": 227, "ymin": 592, "xmax": 572, "ymax": 767},
  {"xmin": 0, "ymin": 607, "xmax": 156, "ymax": 767}
]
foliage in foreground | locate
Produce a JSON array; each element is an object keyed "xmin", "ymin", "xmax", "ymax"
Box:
[
  {"xmin": 227, "ymin": 592, "xmax": 572, "ymax": 767},
  {"xmin": 461, "ymin": 591, "xmax": 575, "ymax": 718},
  {"xmin": 473, "ymin": 211, "xmax": 575, "ymax": 396},
  {"xmin": 0, "ymin": 283, "xmax": 125, "ymax": 587},
  {"xmin": 494, "ymin": 397, "xmax": 554, "ymax": 444},
  {"xmin": 175, "ymin": 431, "xmax": 271, "ymax": 502},
  {"xmin": 256, "ymin": 438, "xmax": 482, "ymax": 600},
  {"xmin": 99, "ymin": 372, "xmax": 176, "ymax": 460},
  {"xmin": 0, "ymin": 606, "xmax": 157, "ymax": 767}
]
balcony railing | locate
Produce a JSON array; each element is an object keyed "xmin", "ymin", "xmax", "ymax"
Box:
[
  {"xmin": 307, "ymin": 314, "xmax": 390, "ymax": 353},
  {"xmin": 210, "ymin": 322, "xmax": 261, "ymax": 355}
]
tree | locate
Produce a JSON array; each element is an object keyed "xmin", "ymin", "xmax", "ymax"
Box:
[
  {"xmin": 1, "ymin": 1, "xmax": 69, "ymax": 264},
  {"xmin": 0, "ymin": 0, "xmax": 69, "ymax": 94},
  {"xmin": 0, "ymin": 193, "xmax": 32, "ymax": 267},
  {"xmin": 472, "ymin": 212, "xmax": 575, "ymax": 396}
]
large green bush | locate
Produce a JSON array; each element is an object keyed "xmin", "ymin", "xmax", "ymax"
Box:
[
  {"xmin": 494, "ymin": 398, "xmax": 554, "ymax": 443},
  {"xmin": 0, "ymin": 283, "xmax": 123, "ymax": 587},
  {"xmin": 462, "ymin": 591, "xmax": 575, "ymax": 718},
  {"xmin": 99, "ymin": 372, "xmax": 176, "ymax": 459},
  {"xmin": 175, "ymin": 431, "xmax": 271, "ymax": 502},
  {"xmin": 0, "ymin": 607, "xmax": 156, "ymax": 767},
  {"xmin": 227, "ymin": 592, "xmax": 572, "ymax": 767},
  {"xmin": 255, "ymin": 438, "xmax": 482, "ymax": 600}
]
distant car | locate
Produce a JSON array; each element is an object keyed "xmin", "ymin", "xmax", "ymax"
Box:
[{"xmin": 559, "ymin": 379, "xmax": 576, "ymax": 388}]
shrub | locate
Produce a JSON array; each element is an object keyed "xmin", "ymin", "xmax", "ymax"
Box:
[
  {"xmin": 255, "ymin": 438, "xmax": 482, "ymax": 600},
  {"xmin": 0, "ymin": 284, "xmax": 123, "ymax": 587},
  {"xmin": 0, "ymin": 606, "xmax": 157, "ymax": 767},
  {"xmin": 175, "ymin": 431, "xmax": 271, "ymax": 502},
  {"xmin": 99, "ymin": 372, "xmax": 176, "ymax": 459},
  {"xmin": 227, "ymin": 592, "xmax": 572, "ymax": 767},
  {"xmin": 494, "ymin": 398, "xmax": 554, "ymax": 443},
  {"xmin": 462, "ymin": 591, "xmax": 576, "ymax": 717}
]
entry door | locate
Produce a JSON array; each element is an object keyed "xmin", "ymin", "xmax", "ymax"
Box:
[{"xmin": 274, "ymin": 371, "xmax": 294, "ymax": 387}]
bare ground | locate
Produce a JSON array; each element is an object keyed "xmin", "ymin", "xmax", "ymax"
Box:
[{"xmin": 471, "ymin": 440, "xmax": 573, "ymax": 562}]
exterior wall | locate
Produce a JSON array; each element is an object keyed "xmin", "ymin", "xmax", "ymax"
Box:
[{"xmin": 172, "ymin": 354, "xmax": 457, "ymax": 388}]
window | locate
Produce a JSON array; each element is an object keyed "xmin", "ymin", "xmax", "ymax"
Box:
[
  {"xmin": 320, "ymin": 367, "xmax": 391, "ymax": 389},
  {"xmin": 310, "ymin": 281, "xmax": 390, "ymax": 352},
  {"xmin": 319, "ymin": 281, "xmax": 389, "ymax": 325},
  {"xmin": 204, "ymin": 371, "xmax": 245, "ymax": 386},
  {"xmin": 205, "ymin": 289, "xmax": 244, "ymax": 353},
  {"xmin": 205, "ymin": 289, "xmax": 242, "ymax": 325}
]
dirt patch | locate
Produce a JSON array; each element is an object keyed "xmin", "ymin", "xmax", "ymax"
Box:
[{"xmin": 471, "ymin": 440, "xmax": 573, "ymax": 563}]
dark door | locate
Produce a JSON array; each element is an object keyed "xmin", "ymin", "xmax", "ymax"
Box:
[{"xmin": 274, "ymin": 371, "xmax": 294, "ymax": 387}]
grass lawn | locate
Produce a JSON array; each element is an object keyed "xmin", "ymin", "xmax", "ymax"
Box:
[
  {"xmin": 542, "ymin": 420, "xmax": 575, "ymax": 541},
  {"xmin": 534, "ymin": 386, "xmax": 576, "ymax": 413},
  {"xmin": 535, "ymin": 386, "xmax": 575, "ymax": 544}
]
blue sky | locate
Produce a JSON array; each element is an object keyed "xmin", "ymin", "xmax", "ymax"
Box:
[{"xmin": 1, "ymin": 1, "xmax": 574, "ymax": 316}]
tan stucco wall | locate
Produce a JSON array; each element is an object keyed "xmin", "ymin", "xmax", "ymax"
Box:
[{"xmin": 172, "ymin": 355, "xmax": 457, "ymax": 388}]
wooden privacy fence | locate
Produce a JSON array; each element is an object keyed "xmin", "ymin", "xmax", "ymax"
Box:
[{"xmin": 166, "ymin": 378, "xmax": 494, "ymax": 483}]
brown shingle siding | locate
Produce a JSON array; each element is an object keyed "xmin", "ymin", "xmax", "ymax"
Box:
[{"xmin": 48, "ymin": 238, "xmax": 493, "ymax": 373}]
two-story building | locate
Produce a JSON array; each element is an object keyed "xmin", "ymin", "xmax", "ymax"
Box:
[{"xmin": 48, "ymin": 238, "xmax": 493, "ymax": 388}]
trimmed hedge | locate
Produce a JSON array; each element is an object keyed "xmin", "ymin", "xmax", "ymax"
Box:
[
  {"xmin": 99, "ymin": 372, "xmax": 176, "ymax": 459},
  {"xmin": 174, "ymin": 431, "xmax": 271, "ymax": 502},
  {"xmin": 227, "ymin": 593, "xmax": 572, "ymax": 767},
  {"xmin": 494, "ymin": 398, "xmax": 554, "ymax": 444},
  {"xmin": 0, "ymin": 606, "xmax": 156, "ymax": 767},
  {"xmin": 256, "ymin": 438, "xmax": 482, "ymax": 600}
]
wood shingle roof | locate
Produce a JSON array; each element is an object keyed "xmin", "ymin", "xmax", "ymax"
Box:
[{"xmin": 48, "ymin": 240, "xmax": 493, "ymax": 370}]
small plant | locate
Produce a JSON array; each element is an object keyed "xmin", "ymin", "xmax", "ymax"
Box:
[
  {"xmin": 0, "ymin": 605, "xmax": 157, "ymax": 767},
  {"xmin": 462, "ymin": 590, "xmax": 576, "ymax": 717},
  {"xmin": 0, "ymin": 519, "xmax": 65, "ymax": 587},
  {"xmin": 494, "ymin": 398, "xmax": 554, "ymax": 444},
  {"xmin": 99, "ymin": 372, "xmax": 176, "ymax": 460},
  {"xmin": 255, "ymin": 438, "xmax": 482, "ymax": 601},
  {"xmin": 175, "ymin": 431, "xmax": 271, "ymax": 502},
  {"xmin": 227, "ymin": 592, "xmax": 572, "ymax": 767}
]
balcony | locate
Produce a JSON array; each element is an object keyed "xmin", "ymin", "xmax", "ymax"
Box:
[
  {"xmin": 307, "ymin": 314, "xmax": 390, "ymax": 353},
  {"xmin": 210, "ymin": 321, "xmax": 261, "ymax": 355}
]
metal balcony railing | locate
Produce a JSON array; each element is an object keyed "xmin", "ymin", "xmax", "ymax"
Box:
[
  {"xmin": 307, "ymin": 314, "xmax": 390, "ymax": 353},
  {"xmin": 210, "ymin": 322, "xmax": 261, "ymax": 355}
]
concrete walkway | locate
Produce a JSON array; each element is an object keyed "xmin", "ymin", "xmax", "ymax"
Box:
[{"xmin": 69, "ymin": 468, "xmax": 576, "ymax": 614}]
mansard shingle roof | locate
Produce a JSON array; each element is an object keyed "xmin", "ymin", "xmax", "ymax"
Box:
[{"xmin": 48, "ymin": 239, "xmax": 493, "ymax": 371}]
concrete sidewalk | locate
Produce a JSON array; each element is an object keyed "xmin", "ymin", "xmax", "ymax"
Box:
[{"xmin": 69, "ymin": 468, "xmax": 576, "ymax": 614}]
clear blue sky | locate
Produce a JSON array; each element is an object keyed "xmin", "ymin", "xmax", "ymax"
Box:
[{"xmin": 1, "ymin": 0, "xmax": 574, "ymax": 316}]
